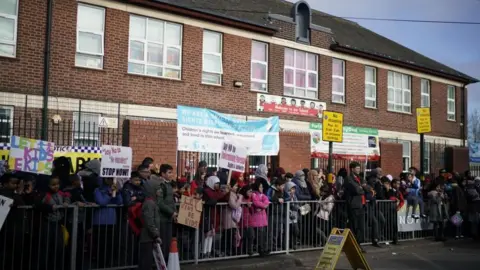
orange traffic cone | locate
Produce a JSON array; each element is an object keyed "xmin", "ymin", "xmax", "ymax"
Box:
[{"xmin": 167, "ymin": 237, "xmax": 180, "ymax": 270}]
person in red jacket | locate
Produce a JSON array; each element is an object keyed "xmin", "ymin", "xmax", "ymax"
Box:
[{"xmin": 386, "ymin": 178, "xmax": 403, "ymax": 245}]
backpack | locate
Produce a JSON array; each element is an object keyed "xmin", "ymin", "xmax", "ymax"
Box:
[{"xmin": 128, "ymin": 198, "xmax": 154, "ymax": 236}]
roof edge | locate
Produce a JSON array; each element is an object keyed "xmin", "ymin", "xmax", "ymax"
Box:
[
  {"xmin": 331, "ymin": 44, "xmax": 479, "ymax": 85},
  {"xmin": 129, "ymin": 0, "xmax": 277, "ymax": 35}
]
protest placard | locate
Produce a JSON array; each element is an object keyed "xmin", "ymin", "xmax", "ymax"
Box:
[
  {"xmin": 0, "ymin": 195, "xmax": 14, "ymax": 231},
  {"xmin": 177, "ymin": 196, "xmax": 203, "ymax": 229},
  {"xmin": 218, "ymin": 141, "xmax": 247, "ymax": 173},
  {"xmin": 8, "ymin": 136, "xmax": 55, "ymax": 175},
  {"xmin": 100, "ymin": 145, "xmax": 132, "ymax": 177}
]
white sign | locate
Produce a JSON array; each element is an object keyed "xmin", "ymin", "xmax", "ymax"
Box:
[
  {"xmin": 218, "ymin": 141, "xmax": 247, "ymax": 173},
  {"xmin": 98, "ymin": 117, "xmax": 119, "ymax": 129},
  {"xmin": 0, "ymin": 195, "xmax": 14, "ymax": 231},
  {"xmin": 177, "ymin": 106, "xmax": 279, "ymax": 155},
  {"xmin": 100, "ymin": 145, "xmax": 132, "ymax": 177}
]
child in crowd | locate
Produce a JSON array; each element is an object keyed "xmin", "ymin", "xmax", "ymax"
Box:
[
  {"xmin": 38, "ymin": 175, "xmax": 71, "ymax": 270},
  {"xmin": 315, "ymin": 185, "xmax": 335, "ymax": 246},
  {"xmin": 285, "ymin": 173, "xmax": 294, "ymax": 182},
  {"xmin": 250, "ymin": 179, "xmax": 270, "ymax": 256},
  {"xmin": 122, "ymin": 171, "xmax": 146, "ymax": 207},
  {"xmin": 285, "ymin": 181, "xmax": 300, "ymax": 250},
  {"xmin": 222, "ymin": 179, "xmax": 243, "ymax": 256},
  {"xmin": 428, "ymin": 179, "xmax": 448, "ymax": 242},
  {"xmin": 240, "ymin": 184, "xmax": 254, "ymax": 255},
  {"xmin": 387, "ymin": 179, "xmax": 402, "ymax": 245},
  {"xmin": 267, "ymin": 177, "xmax": 287, "ymax": 250}
]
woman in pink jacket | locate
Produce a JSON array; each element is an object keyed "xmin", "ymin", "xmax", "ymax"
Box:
[{"xmin": 249, "ymin": 180, "xmax": 270, "ymax": 256}]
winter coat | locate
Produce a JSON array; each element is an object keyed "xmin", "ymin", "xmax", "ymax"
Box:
[
  {"xmin": 157, "ymin": 178, "xmax": 176, "ymax": 224},
  {"xmin": 122, "ymin": 181, "xmax": 146, "ymax": 207},
  {"xmin": 139, "ymin": 198, "xmax": 161, "ymax": 243},
  {"xmin": 222, "ymin": 192, "xmax": 243, "ymax": 230},
  {"xmin": 449, "ymin": 183, "xmax": 467, "ymax": 214},
  {"xmin": 203, "ymin": 186, "xmax": 227, "ymax": 233},
  {"xmin": 37, "ymin": 190, "xmax": 71, "ymax": 222},
  {"xmin": 344, "ymin": 174, "xmax": 367, "ymax": 210},
  {"xmin": 428, "ymin": 190, "xmax": 448, "ymax": 223},
  {"xmin": 63, "ymin": 186, "xmax": 87, "ymax": 223},
  {"xmin": 316, "ymin": 195, "xmax": 335, "ymax": 221},
  {"xmin": 249, "ymin": 191, "xmax": 269, "ymax": 228},
  {"xmin": 93, "ymin": 185, "xmax": 123, "ymax": 225},
  {"xmin": 267, "ymin": 186, "xmax": 287, "ymax": 218},
  {"xmin": 285, "ymin": 182, "xmax": 299, "ymax": 224}
]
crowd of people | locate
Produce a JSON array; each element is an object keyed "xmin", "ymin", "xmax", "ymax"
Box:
[{"xmin": 0, "ymin": 156, "xmax": 479, "ymax": 270}]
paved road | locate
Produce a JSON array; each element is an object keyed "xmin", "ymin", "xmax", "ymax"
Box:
[
  {"xmin": 332, "ymin": 240, "xmax": 480, "ymax": 270},
  {"xmin": 183, "ymin": 239, "xmax": 480, "ymax": 270}
]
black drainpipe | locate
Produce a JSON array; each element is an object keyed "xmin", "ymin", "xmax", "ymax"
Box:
[
  {"xmin": 41, "ymin": 0, "xmax": 53, "ymax": 141},
  {"xmin": 461, "ymin": 83, "xmax": 466, "ymax": 147}
]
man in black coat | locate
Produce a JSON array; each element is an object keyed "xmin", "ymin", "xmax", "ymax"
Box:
[{"xmin": 344, "ymin": 161, "xmax": 368, "ymax": 252}]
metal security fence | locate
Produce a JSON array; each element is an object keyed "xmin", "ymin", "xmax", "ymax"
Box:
[{"xmin": 0, "ymin": 200, "xmax": 433, "ymax": 269}]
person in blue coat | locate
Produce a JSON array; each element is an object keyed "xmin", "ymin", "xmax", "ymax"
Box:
[{"xmin": 92, "ymin": 178, "xmax": 123, "ymax": 268}]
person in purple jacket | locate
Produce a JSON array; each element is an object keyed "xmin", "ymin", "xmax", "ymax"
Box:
[{"xmin": 92, "ymin": 177, "xmax": 123, "ymax": 268}]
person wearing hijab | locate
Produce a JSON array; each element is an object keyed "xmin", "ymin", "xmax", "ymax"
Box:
[
  {"xmin": 255, "ymin": 164, "xmax": 270, "ymax": 194},
  {"xmin": 308, "ymin": 169, "xmax": 321, "ymax": 200},
  {"xmin": 292, "ymin": 170, "xmax": 313, "ymax": 201}
]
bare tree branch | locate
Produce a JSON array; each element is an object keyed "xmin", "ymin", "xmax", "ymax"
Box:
[{"xmin": 469, "ymin": 109, "xmax": 480, "ymax": 142}]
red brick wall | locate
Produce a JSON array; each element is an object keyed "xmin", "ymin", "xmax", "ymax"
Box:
[
  {"xmin": 279, "ymin": 131, "xmax": 311, "ymax": 173},
  {"xmin": 380, "ymin": 142, "xmax": 403, "ymax": 177},
  {"xmin": 445, "ymin": 147, "xmax": 469, "ymax": 174},
  {"xmin": 0, "ymin": 1, "xmax": 465, "ymax": 141},
  {"xmin": 128, "ymin": 120, "xmax": 178, "ymax": 171}
]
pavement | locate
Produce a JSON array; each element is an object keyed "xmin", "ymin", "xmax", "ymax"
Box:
[{"xmin": 182, "ymin": 239, "xmax": 480, "ymax": 269}]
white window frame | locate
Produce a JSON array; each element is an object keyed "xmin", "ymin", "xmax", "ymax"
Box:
[
  {"xmin": 447, "ymin": 85, "xmax": 456, "ymax": 121},
  {"xmin": 400, "ymin": 140, "xmax": 411, "ymax": 172},
  {"xmin": 387, "ymin": 71, "xmax": 411, "ymax": 113},
  {"xmin": 283, "ymin": 48, "xmax": 318, "ymax": 98},
  {"xmin": 75, "ymin": 3, "xmax": 105, "ymax": 69},
  {"xmin": 0, "ymin": 0, "xmax": 19, "ymax": 57},
  {"xmin": 0, "ymin": 105, "xmax": 13, "ymax": 142},
  {"xmin": 202, "ymin": 30, "xmax": 223, "ymax": 85},
  {"xmin": 332, "ymin": 58, "xmax": 345, "ymax": 103},
  {"xmin": 424, "ymin": 142, "xmax": 430, "ymax": 173},
  {"xmin": 421, "ymin": 79, "xmax": 430, "ymax": 108},
  {"xmin": 250, "ymin": 41, "xmax": 268, "ymax": 92},
  {"xmin": 73, "ymin": 112, "xmax": 101, "ymax": 146},
  {"xmin": 365, "ymin": 66, "xmax": 376, "ymax": 108},
  {"xmin": 127, "ymin": 15, "xmax": 183, "ymax": 79}
]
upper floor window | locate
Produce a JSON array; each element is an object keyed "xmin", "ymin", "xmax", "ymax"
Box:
[
  {"xmin": 447, "ymin": 85, "xmax": 456, "ymax": 121},
  {"xmin": 75, "ymin": 4, "xmax": 105, "ymax": 69},
  {"xmin": 365, "ymin": 66, "xmax": 376, "ymax": 108},
  {"xmin": 0, "ymin": 0, "xmax": 19, "ymax": 57},
  {"xmin": 284, "ymin": 48, "xmax": 318, "ymax": 99},
  {"xmin": 294, "ymin": 1, "xmax": 311, "ymax": 42},
  {"xmin": 251, "ymin": 41, "xmax": 268, "ymax": 92},
  {"xmin": 202, "ymin": 30, "xmax": 223, "ymax": 85},
  {"xmin": 421, "ymin": 79, "xmax": 430, "ymax": 108},
  {"xmin": 387, "ymin": 71, "xmax": 411, "ymax": 113},
  {"xmin": 332, "ymin": 59, "xmax": 345, "ymax": 103},
  {"xmin": 128, "ymin": 15, "xmax": 182, "ymax": 79}
]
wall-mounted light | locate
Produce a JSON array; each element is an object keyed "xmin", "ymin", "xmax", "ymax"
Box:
[{"xmin": 233, "ymin": 81, "xmax": 243, "ymax": 88}]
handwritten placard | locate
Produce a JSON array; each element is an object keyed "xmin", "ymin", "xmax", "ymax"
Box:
[
  {"xmin": 8, "ymin": 136, "xmax": 55, "ymax": 175},
  {"xmin": 218, "ymin": 141, "xmax": 247, "ymax": 173},
  {"xmin": 177, "ymin": 196, "xmax": 203, "ymax": 229},
  {"xmin": 0, "ymin": 195, "xmax": 14, "ymax": 231},
  {"xmin": 100, "ymin": 145, "xmax": 132, "ymax": 177}
]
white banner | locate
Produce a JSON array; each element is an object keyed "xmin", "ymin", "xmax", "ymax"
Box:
[
  {"xmin": 177, "ymin": 105, "xmax": 280, "ymax": 155},
  {"xmin": 0, "ymin": 195, "xmax": 13, "ymax": 231},
  {"xmin": 100, "ymin": 145, "xmax": 132, "ymax": 177}
]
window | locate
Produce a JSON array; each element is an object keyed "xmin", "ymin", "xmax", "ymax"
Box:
[
  {"xmin": 332, "ymin": 59, "xmax": 345, "ymax": 103},
  {"xmin": 294, "ymin": 2, "xmax": 310, "ymax": 42},
  {"xmin": 365, "ymin": 66, "xmax": 376, "ymax": 108},
  {"xmin": 75, "ymin": 4, "xmax": 105, "ymax": 69},
  {"xmin": 128, "ymin": 16, "xmax": 182, "ymax": 79},
  {"xmin": 199, "ymin": 152, "xmax": 219, "ymax": 168},
  {"xmin": 387, "ymin": 71, "xmax": 411, "ymax": 113},
  {"xmin": 251, "ymin": 41, "xmax": 268, "ymax": 92},
  {"xmin": 284, "ymin": 48, "xmax": 318, "ymax": 98},
  {"xmin": 202, "ymin": 31, "xmax": 223, "ymax": 85},
  {"xmin": 421, "ymin": 79, "xmax": 430, "ymax": 108},
  {"xmin": 447, "ymin": 85, "xmax": 456, "ymax": 121},
  {"xmin": 423, "ymin": 142, "xmax": 430, "ymax": 173},
  {"xmin": 0, "ymin": 106, "xmax": 13, "ymax": 143},
  {"xmin": 0, "ymin": 0, "xmax": 18, "ymax": 57},
  {"xmin": 400, "ymin": 140, "xmax": 411, "ymax": 172},
  {"xmin": 73, "ymin": 112, "xmax": 100, "ymax": 146}
]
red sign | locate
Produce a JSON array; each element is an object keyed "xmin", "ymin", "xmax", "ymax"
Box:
[{"xmin": 257, "ymin": 94, "xmax": 326, "ymax": 118}]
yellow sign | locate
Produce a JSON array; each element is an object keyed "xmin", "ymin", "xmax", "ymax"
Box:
[
  {"xmin": 322, "ymin": 111, "xmax": 344, "ymax": 143},
  {"xmin": 314, "ymin": 228, "xmax": 371, "ymax": 270},
  {"xmin": 416, "ymin": 108, "xmax": 431, "ymax": 134}
]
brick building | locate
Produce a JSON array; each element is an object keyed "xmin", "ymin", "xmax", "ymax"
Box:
[{"xmin": 0, "ymin": 0, "xmax": 477, "ymax": 176}]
